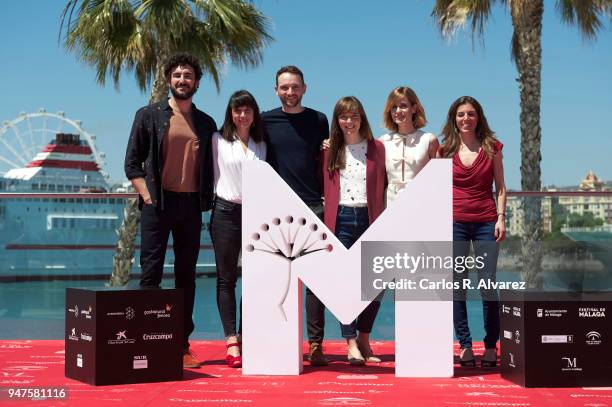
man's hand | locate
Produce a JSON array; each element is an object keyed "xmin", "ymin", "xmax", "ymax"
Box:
[{"xmin": 131, "ymin": 178, "xmax": 152, "ymax": 204}]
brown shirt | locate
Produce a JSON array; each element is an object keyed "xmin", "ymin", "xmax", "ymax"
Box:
[{"xmin": 161, "ymin": 108, "xmax": 200, "ymax": 192}]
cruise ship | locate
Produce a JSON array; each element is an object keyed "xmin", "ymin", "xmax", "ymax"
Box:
[{"xmin": 0, "ymin": 132, "xmax": 214, "ymax": 278}]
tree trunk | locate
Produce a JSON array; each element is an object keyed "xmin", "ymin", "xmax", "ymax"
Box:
[
  {"xmin": 510, "ymin": 1, "xmax": 544, "ymax": 288},
  {"xmin": 109, "ymin": 197, "xmax": 140, "ymax": 286},
  {"xmin": 109, "ymin": 55, "xmax": 168, "ymax": 287},
  {"xmin": 150, "ymin": 52, "xmax": 169, "ymax": 104}
]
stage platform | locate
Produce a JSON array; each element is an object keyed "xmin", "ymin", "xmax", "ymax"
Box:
[{"xmin": 1, "ymin": 340, "xmax": 610, "ymax": 406}]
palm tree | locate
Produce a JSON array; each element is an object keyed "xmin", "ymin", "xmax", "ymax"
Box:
[
  {"xmin": 432, "ymin": 0, "xmax": 611, "ymax": 288},
  {"xmin": 59, "ymin": 0, "xmax": 272, "ymax": 286}
]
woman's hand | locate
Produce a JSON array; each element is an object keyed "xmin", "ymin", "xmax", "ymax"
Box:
[
  {"xmin": 494, "ymin": 216, "xmax": 506, "ymax": 242},
  {"xmin": 321, "ymin": 138, "xmax": 330, "ymax": 150}
]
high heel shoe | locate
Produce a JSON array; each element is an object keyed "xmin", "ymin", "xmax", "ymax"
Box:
[
  {"xmin": 225, "ymin": 343, "xmax": 242, "ymax": 368},
  {"xmin": 356, "ymin": 338, "xmax": 381, "ymax": 363}
]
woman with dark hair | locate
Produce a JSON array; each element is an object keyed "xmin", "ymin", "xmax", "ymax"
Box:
[
  {"xmin": 323, "ymin": 96, "xmax": 386, "ymax": 365},
  {"xmin": 439, "ymin": 96, "xmax": 507, "ymax": 368},
  {"xmin": 380, "ymin": 86, "xmax": 439, "ymax": 204},
  {"xmin": 211, "ymin": 90, "xmax": 266, "ymax": 368}
]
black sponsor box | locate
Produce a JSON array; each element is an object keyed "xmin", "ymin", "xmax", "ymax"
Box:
[
  {"xmin": 65, "ymin": 288, "xmax": 183, "ymax": 385},
  {"xmin": 500, "ymin": 290, "xmax": 612, "ymax": 387}
]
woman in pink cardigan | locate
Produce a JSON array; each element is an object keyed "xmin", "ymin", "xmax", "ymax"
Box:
[{"xmin": 323, "ymin": 96, "xmax": 387, "ymax": 365}]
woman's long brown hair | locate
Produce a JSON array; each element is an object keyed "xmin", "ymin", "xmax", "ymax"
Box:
[
  {"xmin": 439, "ymin": 96, "xmax": 497, "ymax": 158},
  {"xmin": 327, "ymin": 96, "xmax": 373, "ymax": 171}
]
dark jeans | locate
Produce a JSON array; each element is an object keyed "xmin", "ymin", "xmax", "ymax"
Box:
[
  {"xmin": 140, "ymin": 190, "xmax": 202, "ymax": 351},
  {"xmin": 453, "ymin": 221, "xmax": 500, "ymax": 349},
  {"xmin": 210, "ymin": 196, "xmax": 242, "ymax": 338},
  {"xmin": 335, "ymin": 206, "xmax": 381, "ymax": 339},
  {"xmin": 306, "ymin": 202, "xmax": 326, "ymax": 344}
]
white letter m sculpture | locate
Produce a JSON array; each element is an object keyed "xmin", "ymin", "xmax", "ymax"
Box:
[{"xmin": 242, "ymin": 160, "xmax": 453, "ymax": 377}]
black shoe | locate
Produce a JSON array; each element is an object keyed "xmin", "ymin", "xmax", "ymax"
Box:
[
  {"xmin": 481, "ymin": 348, "xmax": 497, "ymax": 368},
  {"xmin": 459, "ymin": 347, "xmax": 476, "ymax": 367}
]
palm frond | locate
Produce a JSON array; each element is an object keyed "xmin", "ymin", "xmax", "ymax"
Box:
[
  {"xmin": 431, "ymin": 0, "xmax": 499, "ymax": 42},
  {"xmin": 556, "ymin": 0, "xmax": 612, "ymax": 40},
  {"xmin": 60, "ymin": 0, "xmax": 273, "ymax": 94},
  {"xmin": 193, "ymin": 0, "xmax": 272, "ymax": 66}
]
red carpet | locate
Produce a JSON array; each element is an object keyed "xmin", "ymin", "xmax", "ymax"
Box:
[{"xmin": 1, "ymin": 340, "xmax": 611, "ymax": 406}]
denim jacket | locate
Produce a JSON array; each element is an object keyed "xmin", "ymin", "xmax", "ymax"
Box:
[{"xmin": 124, "ymin": 99, "xmax": 217, "ymax": 211}]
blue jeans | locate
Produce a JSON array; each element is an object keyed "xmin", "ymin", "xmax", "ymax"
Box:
[
  {"xmin": 453, "ymin": 221, "xmax": 500, "ymax": 349},
  {"xmin": 335, "ymin": 206, "xmax": 381, "ymax": 339}
]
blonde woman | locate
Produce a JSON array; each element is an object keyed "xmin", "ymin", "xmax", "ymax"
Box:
[{"xmin": 380, "ymin": 86, "xmax": 438, "ymax": 204}]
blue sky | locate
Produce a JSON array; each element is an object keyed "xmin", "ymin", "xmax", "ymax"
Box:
[{"xmin": 1, "ymin": 1, "xmax": 611, "ymax": 189}]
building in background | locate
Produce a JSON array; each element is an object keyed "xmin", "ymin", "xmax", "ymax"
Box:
[
  {"xmin": 506, "ymin": 170, "xmax": 611, "ymax": 237},
  {"xmin": 558, "ymin": 170, "xmax": 612, "ymax": 224}
]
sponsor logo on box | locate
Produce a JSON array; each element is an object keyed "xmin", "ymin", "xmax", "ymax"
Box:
[
  {"xmin": 133, "ymin": 356, "xmax": 148, "ymax": 369},
  {"xmin": 68, "ymin": 305, "xmax": 79, "ymax": 318},
  {"xmin": 537, "ymin": 309, "xmax": 567, "ymax": 318},
  {"xmin": 578, "ymin": 307, "xmax": 606, "ymax": 318},
  {"xmin": 105, "ymin": 307, "xmax": 136, "ymax": 320},
  {"xmin": 68, "ymin": 328, "xmax": 79, "ymax": 342},
  {"xmin": 542, "ymin": 335, "xmax": 574, "ymax": 344},
  {"xmin": 503, "ymin": 330, "xmax": 512, "ymax": 340},
  {"xmin": 80, "ymin": 305, "xmax": 93, "ymax": 320},
  {"xmin": 142, "ymin": 333, "xmax": 173, "ymax": 341},
  {"xmin": 108, "ymin": 330, "xmax": 135, "ymax": 345},
  {"xmin": 143, "ymin": 304, "xmax": 173, "ymax": 319},
  {"xmin": 76, "ymin": 354, "xmax": 83, "ymax": 368},
  {"xmin": 512, "ymin": 306, "xmax": 521, "ymax": 317},
  {"xmin": 586, "ymin": 331, "xmax": 602, "ymax": 345},
  {"xmin": 561, "ymin": 357, "xmax": 582, "ymax": 372}
]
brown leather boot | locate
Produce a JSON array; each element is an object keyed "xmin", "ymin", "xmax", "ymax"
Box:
[
  {"xmin": 183, "ymin": 349, "xmax": 201, "ymax": 369},
  {"xmin": 308, "ymin": 342, "xmax": 329, "ymax": 366}
]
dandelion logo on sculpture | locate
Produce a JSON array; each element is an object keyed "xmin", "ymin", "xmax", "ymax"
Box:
[{"xmin": 246, "ymin": 216, "xmax": 333, "ymax": 321}]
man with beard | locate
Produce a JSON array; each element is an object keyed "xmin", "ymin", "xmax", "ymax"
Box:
[
  {"xmin": 262, "ymin": 66, "xmax": 330, "ymax": 365},
  {"xmin": 125, "ymin": 53, "xmax": 216, "ymax": 369}
]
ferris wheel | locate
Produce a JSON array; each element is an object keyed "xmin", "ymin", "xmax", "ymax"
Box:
[{"xmin": 0, "ymin": 109, "xmax": 107, "ymax": 179}]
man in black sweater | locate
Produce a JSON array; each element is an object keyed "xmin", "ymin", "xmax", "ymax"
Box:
[{"xmin": 262, "ymin": 66, "xmax": 330, "ymax": 365}]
